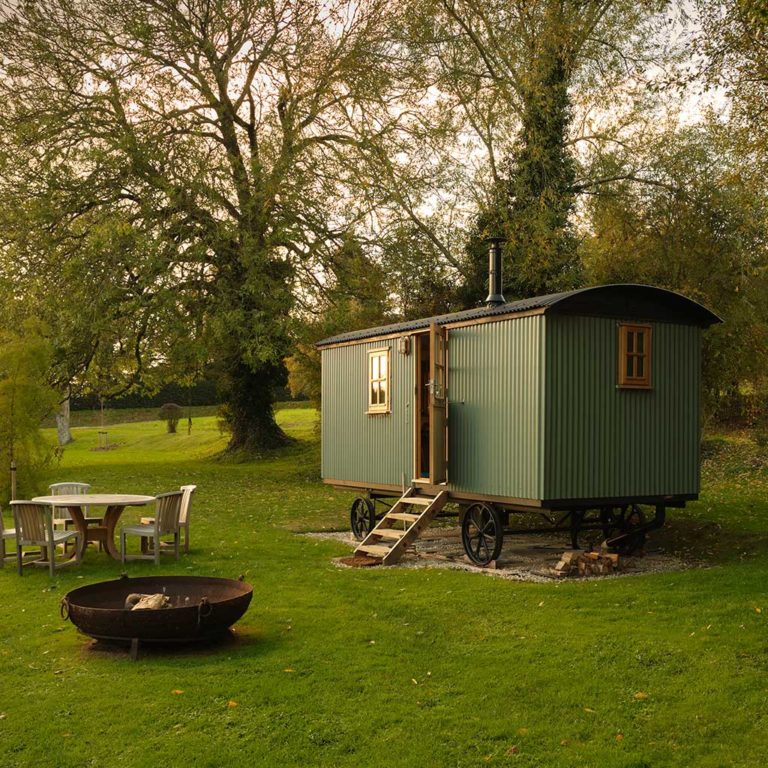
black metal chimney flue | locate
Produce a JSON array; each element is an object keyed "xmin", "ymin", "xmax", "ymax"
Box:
[{"xmin": 485, "ymin": 236, "xmax": 506, "ymax": 306}]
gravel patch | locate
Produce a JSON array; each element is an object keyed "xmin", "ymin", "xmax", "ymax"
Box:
[{"xmin": 302, "ymin": 528, "xmax": 695, "ymax": 582}]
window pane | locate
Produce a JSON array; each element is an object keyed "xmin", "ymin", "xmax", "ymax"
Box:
[
  {"xmin": 626, "ymin": 331, "xmax": 634, "ymax": 354},
  {"xmin": 371, "ymin": 356, "xmax": 379, "ymax": 380},
  {"xmin": 626, "ymin": 356, "xmax": 634, "ymax": 379},
  {"xmin": 637, "ymin": 356, "xmax": 644, "ymax": 378},
  {"xmin": 636, "ymin": 331, "xmax": 644, "ymax": 354},
  {"xmin": 380, "ymin": 354, "xmax": 387, "ymax": 378},
  {"xmin": 370, "ymin": 382, "xmax": 378, "ymax": 405},
  {"xmin": 380, "ymin": 380, "xmax": 388, "ymax": 404}
]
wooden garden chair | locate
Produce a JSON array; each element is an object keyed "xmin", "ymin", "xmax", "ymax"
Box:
[
  {"xmin": 120, "ymin": 491, "xmax": 184, "ymax": 565},
  {"xmin": 1, "ymin": 506, "xmax": 16, "ymax": 568},
  {"xmin": 49, "ymin": 481, "xmax": 103, "ymax": 552},
  {"xmin": 10, "ymin": 501, "xmax": 82, "ymax": 577},
  {"xmin": 49, "ymin": 481, "xmax": 99, "ymax": 526},
  {"xmin": 140, "ymin": 485, "xmax": 196, "ymax": 554}
]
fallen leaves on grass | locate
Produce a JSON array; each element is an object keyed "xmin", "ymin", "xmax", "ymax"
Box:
[
  {"xmin": 634, "ymin": 692, "xmax": 649, "ymax": 700},
  {"xmin": 505, "ymin": 745, "xmax": 519, "ymax": 755},
  {"xmin": 584, "ymin": 707, "xmax": 596, "ymax": 713},
  {"xmin": 172, "ymin": 689, "xmax": 184, "ymax": 695},
  {"xmin": 228, "ymin": 700, "xmax": 238, "ymax": 708},
  {"xmin": 284, "ymin": 668, "xmax": 295, "ymax": 673},
  {"xmin": 615, "ymin": 734, "xmax": 624, "ymax": 742}
]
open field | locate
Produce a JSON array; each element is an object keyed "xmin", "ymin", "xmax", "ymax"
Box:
[
  {"xmin": 47, "ymin": 400, "xmax": 310, "ymax": 429},
  {"xmin": 2, "ymin": 409, "xmax": 768, "ymax": 767}
]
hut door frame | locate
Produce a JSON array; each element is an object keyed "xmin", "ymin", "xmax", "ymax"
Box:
[
  {"xmin": 428, "ymin": 323, "xmax": 448, "ymax": 484},
  {"xmin": 413, "ymin": 326, "xmax": 449, "ymax": 484}
]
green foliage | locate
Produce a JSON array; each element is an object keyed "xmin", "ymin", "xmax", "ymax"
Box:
[
  {"xmin": 583, "ymin": 121, "xmax": 768, "ymax": 421},
  {"xmin": 501, "ymin": 6, "xmax": 581, "ymax": 298},
  {"xmin": 378, "ymin": 224, "xmax": 460, "ymax": 319},
  {"xmin": 697, "ymin": 0, "xmax": 768, "ymax": 166},
  {"xmin": 0, "ymin": 323, "xmax": 58, "ymax": 501},
  {"xmin": 287, "ymin": 237, "xmax": 392, "ymax": 408}
]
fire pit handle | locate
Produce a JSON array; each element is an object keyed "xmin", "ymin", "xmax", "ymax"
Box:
[
  {"xmin": 197, "ymin": 597, "xmax": 212, "ymax": 628},
  {"xmin": 60, "ymin": 597, "xmax": 70, "ymax": 622}
]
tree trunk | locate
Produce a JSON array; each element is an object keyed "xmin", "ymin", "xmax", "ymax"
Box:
[
  {"xmin": 56, "ymin": 396, "xmax": 73, "ymax": 446},
  {"xmin": 222, "ymin": 360, "xmax": 290, "ymax": 453}
]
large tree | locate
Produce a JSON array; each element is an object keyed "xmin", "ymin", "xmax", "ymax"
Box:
[
  {"xmin": 0, "ymin": 0, "xmax": 401, "ymax": 452},
  {"xmin": 403, "ymin": 0, "xmax": 671, "ymax": 300}
]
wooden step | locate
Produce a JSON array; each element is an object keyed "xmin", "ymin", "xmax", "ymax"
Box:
[
  {"xmin": 354, "ymin": 489, "xmax": 448, "ymax": 566},
  {"xmin": 387, "ymin": 512, "xmax": 420, "ymax": 522},
  {"xmin": 374, "ymin": 528, "xmax": 407, "ymax": 540},
  {"xmin": 357, "ymin": 544, "xmax": 392, "ymax": 557}
]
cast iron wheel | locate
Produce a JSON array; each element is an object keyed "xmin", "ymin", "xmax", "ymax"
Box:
[
  {"xmin": 350, "ymin": 497, "xmax": 375, "ymax": 540},
  {"xmin": 461, "ymin": 503, "xmax": 503, "ymax": 566},
  {"xmin": 615, "ymin": 504, "xmax": 647, "ymax": 555}
]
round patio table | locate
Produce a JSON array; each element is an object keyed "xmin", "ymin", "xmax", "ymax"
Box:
[{"xmin": 32, "ymin": 494, "xmax": 155, "ymax": 561}]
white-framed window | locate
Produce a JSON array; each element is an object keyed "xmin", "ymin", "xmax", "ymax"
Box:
[{"xmin": 367, "ymin": 348, "xmax": 390, "ymax": 413}]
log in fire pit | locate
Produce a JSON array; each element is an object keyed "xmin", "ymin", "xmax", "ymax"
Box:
[{"xmin": 61, "ymin": 574, "xmax": 253, "ymax": 658}]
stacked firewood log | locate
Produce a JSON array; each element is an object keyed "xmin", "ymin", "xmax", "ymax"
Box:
[{"xmin": 553, "ymin": 549, "xmax": 621, "ymax": 577}]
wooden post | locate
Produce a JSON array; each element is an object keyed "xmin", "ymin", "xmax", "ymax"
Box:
[{"xmin": 10, "ymin": 459, "xmax": 16, "ymax": 501}]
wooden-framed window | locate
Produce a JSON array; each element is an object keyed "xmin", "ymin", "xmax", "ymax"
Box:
[
  {"xmin": 367, "ymin": 348, "xmax": 390, "ymax": 413},
  {"xmin": 618, "ymin": 323, "xmax": 652, "ymax": 389}
]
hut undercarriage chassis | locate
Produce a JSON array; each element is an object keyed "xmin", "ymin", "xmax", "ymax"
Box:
[{"xmin": 350, "ymin": 493, "xmax": 669, "ymax": 566}]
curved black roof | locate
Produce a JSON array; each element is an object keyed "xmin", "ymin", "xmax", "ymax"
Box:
[{"xmin": 315, "ymin": 284, "xmax": 721, "ymax": 347}]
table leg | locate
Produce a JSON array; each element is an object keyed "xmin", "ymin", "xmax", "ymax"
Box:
[
  {"xmin": 66, "ymin": 506, "xmax": 89, "ymax": 561},
  {"xmin": 102, "ymin": 506, "xmax": 126, "ymax": 561}
]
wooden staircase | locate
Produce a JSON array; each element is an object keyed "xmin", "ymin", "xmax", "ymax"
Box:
[{"xmin": 355, "ymin": 489, "xmax": 448, "ymax": 565}]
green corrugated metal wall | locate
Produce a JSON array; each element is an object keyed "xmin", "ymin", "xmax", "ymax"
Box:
[
  {"xmin": 321, "ymin": 313, "xmax": 702, "ymax": 504},
  {"xmin": 448, "ymin": 316, "xmax": 544, "ymax": 499},
  {"xmin": 543, "ymin": 316, "xmax": 701, "ymax": 500},
  {"xmin": 321, "ymin": 340, "xmax": 413, "ymax": 487}
]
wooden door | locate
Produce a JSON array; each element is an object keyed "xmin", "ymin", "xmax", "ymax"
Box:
[{"xmin": 428, "ymin": 323, "xmax": 448, "ymax": 484}]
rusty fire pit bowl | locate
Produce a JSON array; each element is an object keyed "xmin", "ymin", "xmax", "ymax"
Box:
[{"xmin": 61, "ymin": 575, "xmax": 253, "ymax": 645}]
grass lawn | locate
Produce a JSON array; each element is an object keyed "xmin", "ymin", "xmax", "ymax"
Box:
[{"xmin": 2, "ymin": 409, "xmax": 768, "ymax": 767}]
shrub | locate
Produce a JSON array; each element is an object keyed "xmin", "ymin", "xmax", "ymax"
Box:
[
  {"xmin": 158, "ymin": 402, "xmax": 183, "ymax": 433},
  {"xmin": 0, "ymin": 323, "xmax": 58, "ymax": 502}
]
